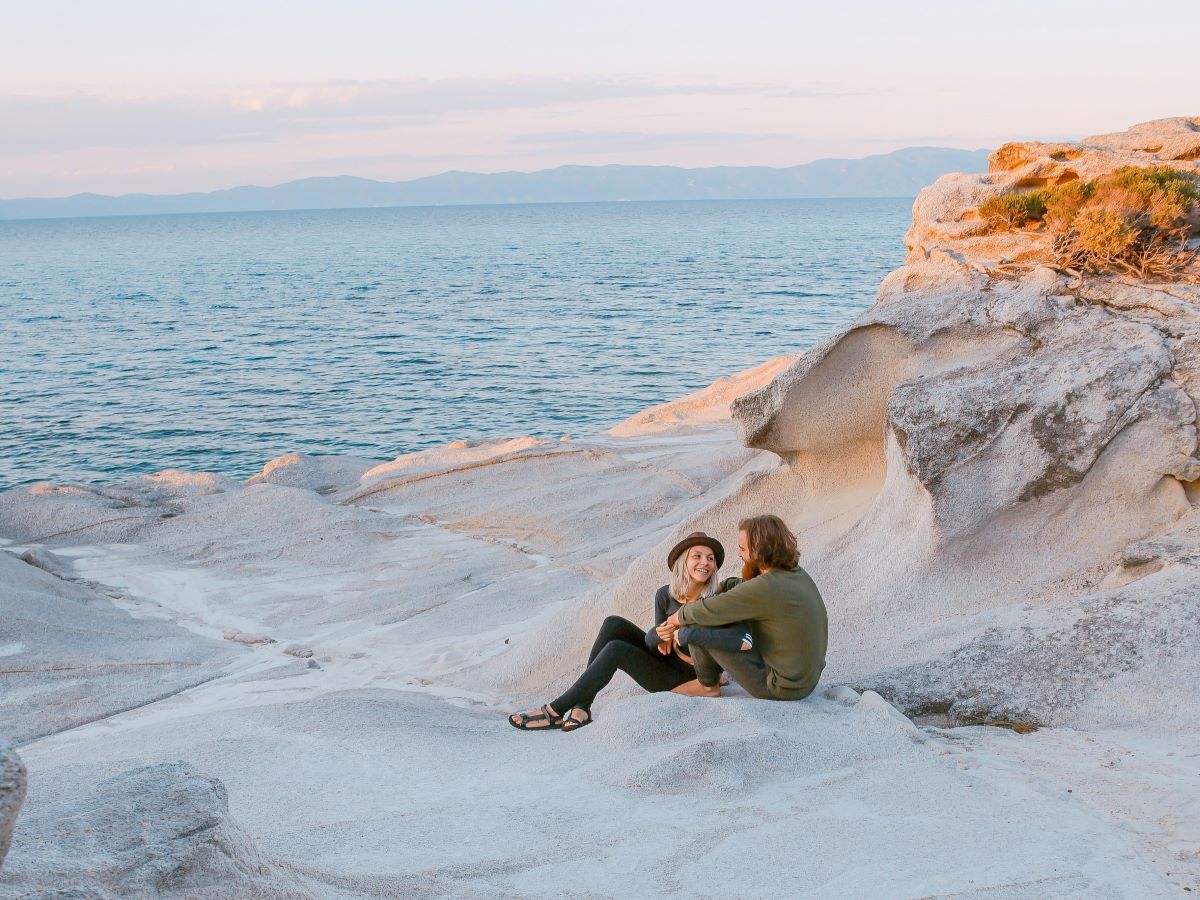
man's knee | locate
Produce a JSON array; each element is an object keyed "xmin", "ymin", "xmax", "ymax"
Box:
[{"xmin": 689, "ymin": 644, "xmax": 722, "ymax": 687}]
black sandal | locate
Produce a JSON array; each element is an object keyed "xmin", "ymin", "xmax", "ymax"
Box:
[
  {"xmin": 559, "ymin": 707, "xmax": 592, "ymax": 732},
  {"xmin": 508, "ymin": 705, "xmax": 563, "ymax": 731}
]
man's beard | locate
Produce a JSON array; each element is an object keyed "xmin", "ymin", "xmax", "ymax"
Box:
[{"xmin": 741, "ymin": 560, "xmax": 762, "ymax": 581}]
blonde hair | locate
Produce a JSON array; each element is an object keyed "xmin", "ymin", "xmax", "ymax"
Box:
[{"xmin": 669, "ymin": 547, "xmax": 721, "ymax": 603}]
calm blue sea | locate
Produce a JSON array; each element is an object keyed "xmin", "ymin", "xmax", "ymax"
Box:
[{"xmin": 0, "ymin": 199, "xmax": 911, "ymax": 489}]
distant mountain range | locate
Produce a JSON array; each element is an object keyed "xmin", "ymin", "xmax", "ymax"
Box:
[{"xmin": 0, "ymin": 147, "xmax": 991, "ymax": 221}]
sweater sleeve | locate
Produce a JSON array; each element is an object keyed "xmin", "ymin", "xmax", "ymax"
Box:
[
  {"xmin": 645, "ymin": 587, "xmax": 670, "ymax": 650},
  {"xmin": 676, "ymin": 623, "xmax": 753, "ymax": 653},
  {"xmin": 675, "ymin": 577, "xmax": 770, "ymax": 627}
]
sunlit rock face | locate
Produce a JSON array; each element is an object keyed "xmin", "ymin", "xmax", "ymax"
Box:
[{"xmin": 726, "ymin": 118, "xmax": 1200, "ymax": 728}]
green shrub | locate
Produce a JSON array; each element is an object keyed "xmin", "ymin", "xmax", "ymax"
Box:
[
  {"xmin": 977, "ymin": 165, "xmax": 1199, "ymax": 277},
  {"xmin": 1109, "ymin": 165, "xmax": 1199, "ymax": 200},
  {"xmin": 979, "ymin": 191, "xmax": 1047, "ymax": 227},
  {"xmin": 1070, "ymin": 207, "xmax": 1138, "ymax": 263},
  {"xmin": 1042, "ymin": 180, "xmax": 1095, "ymax": 232}
]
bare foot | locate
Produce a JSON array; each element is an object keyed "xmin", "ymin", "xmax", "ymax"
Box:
[{"xmin": 672, "ymin": 679, "xmax": 721, "ymax": 697}]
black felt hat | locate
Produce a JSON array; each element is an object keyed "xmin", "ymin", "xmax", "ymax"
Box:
[{"xmin": 667, "ymin": 531, "xmax": 725, "ymax": 571}]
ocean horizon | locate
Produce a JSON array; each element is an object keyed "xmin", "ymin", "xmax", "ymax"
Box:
[{"xmin": 1, "ymin": 197, "xmax": 911, "ymax": 489}]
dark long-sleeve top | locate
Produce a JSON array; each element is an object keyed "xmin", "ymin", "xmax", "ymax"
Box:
[
  {"xmin": 643, "ymin": 580, "xmax": 753, "ymax": 657},
  {"xmin": 674, "ymin": 566, "xmax": 827, "ymax": 700}
]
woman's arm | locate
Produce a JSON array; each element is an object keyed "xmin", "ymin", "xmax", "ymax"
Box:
[{"xmin": 645, "ymin": 586, "xmax": 673, "ymax": 653}]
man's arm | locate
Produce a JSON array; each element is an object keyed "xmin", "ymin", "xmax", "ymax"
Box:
[{"xmin": 674, "ymin": 577, "xmax": 770, "ymax": 628}]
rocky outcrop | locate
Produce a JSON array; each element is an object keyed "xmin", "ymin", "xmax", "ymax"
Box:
[
  {"xmin": 0, "ymin": 470, "xmax": 238, "ymax": 544},
  {"xmin": 607, "ymin": 354, "xmax": 798, "ymax": 437},
  {"xmin": 245, "ymin": 452, "xmax": 380, "ymax": 492},
  {"xmin": 0, "ymin": 761, "xmax": 312, "ymax": 899},
  {"xmin": 0, "ymin": 741, "xmax": 25, "ymax": 870},
  {"xmin": 903, "ymin": 117, "xmax": 1200, "ymax": 274},
  {"xmin": 721, "ymin": 119, "xmax": 1200, "ymax": 727}
]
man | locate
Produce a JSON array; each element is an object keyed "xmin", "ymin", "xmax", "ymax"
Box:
[{"xmin": 660, "ymin": 514, "xmax": 827, "ymax": 701}]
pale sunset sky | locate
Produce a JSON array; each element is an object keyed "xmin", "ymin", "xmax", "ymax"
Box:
[{"xmin": 2, "ymin": 0, "xmax": 1197, "ymax": 199}]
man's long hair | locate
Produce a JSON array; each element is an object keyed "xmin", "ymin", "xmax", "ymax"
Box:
[
  {"xmin": 669, "ymin": 550, "xmax": 721, "ymax": 602},
  {"xmin": 739, "ymin": 514, "xmax": 799, "ymax": 571}
]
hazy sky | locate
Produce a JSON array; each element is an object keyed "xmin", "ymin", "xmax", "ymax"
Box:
[{"xmin": 3, "ymin": 0, "xmax": 1197, "ymax": 198}]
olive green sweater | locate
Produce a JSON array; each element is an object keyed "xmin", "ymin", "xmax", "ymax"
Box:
[{"xmin": 675, "ymin": 566, "xmax": 827, "ymax": 700}]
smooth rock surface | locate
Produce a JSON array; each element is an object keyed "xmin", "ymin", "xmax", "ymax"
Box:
[{"xmin": 0, "ymin": 550, "xmax": 244, "ymax": 745}]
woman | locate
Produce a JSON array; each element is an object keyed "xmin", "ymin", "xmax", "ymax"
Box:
[{"xmin": 508, "ymin": 531, "xmax": 752, "ymax": 732}]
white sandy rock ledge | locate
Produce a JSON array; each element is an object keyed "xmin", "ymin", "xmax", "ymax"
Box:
[{"xmin": 2, "ymin": 119, "xmax": 1199, "ymax": 896}]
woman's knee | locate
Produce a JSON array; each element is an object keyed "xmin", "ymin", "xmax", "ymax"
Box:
[
  {"xmin": 595, "ymin": 640, "xmax": 641, "ymax": 666},
  {"xmin": 596, "ymin": 615, "xmax": 637, "ymax": 642}
]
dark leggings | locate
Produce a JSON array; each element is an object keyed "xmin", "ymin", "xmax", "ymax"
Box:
[{"xmin": 550, "ymin": 615, "xmax": 695, "ymax": 713}]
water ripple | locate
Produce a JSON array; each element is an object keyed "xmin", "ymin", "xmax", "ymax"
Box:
[{"xmin": 0, "ymin": 198, "xmax": 911, "ymax": 488}]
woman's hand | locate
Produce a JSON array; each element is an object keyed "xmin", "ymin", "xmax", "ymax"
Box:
[{"xmin": 656, "ymin": 640, "xmax": 673, "ymax": 655}]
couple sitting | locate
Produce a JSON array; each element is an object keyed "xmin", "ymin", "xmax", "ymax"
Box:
[{"xmin": 509, "ymin": 514, "xmax": 828, "ymax": 732}]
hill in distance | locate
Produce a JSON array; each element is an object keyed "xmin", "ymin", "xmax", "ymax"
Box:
[{"xmin": 0, "ymin": 146, "xmax": 990, "ymax": 221}]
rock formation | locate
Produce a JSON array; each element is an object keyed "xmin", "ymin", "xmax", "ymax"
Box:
[
  {"xmin": 0, "ymin": 742, "xmax": 25, "ymax": 871},
  {"xmin": 0, "ymin": 762, "xmax": 312, "ymax": 898},
  {"xmin": 718, "ymin": 117, "xmax": 1200, "ymax": 728}
]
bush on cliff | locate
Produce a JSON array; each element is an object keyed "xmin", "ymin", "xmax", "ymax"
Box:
[
  {"xmin": 979, "ymin": 191, "xmax": 1048, "ymax": 227},
  {"xmin": 980, "ymin": 166, "xmax": 1199, "ymax": 277}
]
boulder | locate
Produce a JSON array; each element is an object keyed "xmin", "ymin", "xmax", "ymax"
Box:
[
  {"xmin": 245, "ymin": 452, "xmax": 380, "ymax": 492},
  {"xmin": 0, "ymin": 762, "xmax": 312, "ymax": 899},
  {"xmin": 0, "ymin": 741, "xmax": 25, "ymax": 870}
]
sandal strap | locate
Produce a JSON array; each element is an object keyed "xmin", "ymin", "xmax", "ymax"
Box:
[
  {"xmin": 510, "ymin": 705, "xmax": 564, "ymax": 730},
  {"xmin": 561, "ymin": 706, "xmax": 590, "ymax": 730}
]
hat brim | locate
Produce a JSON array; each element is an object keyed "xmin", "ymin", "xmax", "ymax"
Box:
[{"xmin": 667, "ymin": 536, "xmax": 725, "ymax": 571}]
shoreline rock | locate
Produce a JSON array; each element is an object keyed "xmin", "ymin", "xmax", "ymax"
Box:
[{"xmin": 0, "ymin": 741, "xmax": 25, "ymax": 871}]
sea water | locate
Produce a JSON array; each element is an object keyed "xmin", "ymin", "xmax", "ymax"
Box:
[{"xmin": 0, "ymin": 199, "xmax": 911, "ymax": 488}]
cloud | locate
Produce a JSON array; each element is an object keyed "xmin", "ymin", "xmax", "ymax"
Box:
[
  {"xmin": 0, "ymin": 76, "xmax": 807, "ymax": 156},
  {"xmin": 509, "ymin": 130, "xmax": 793, "ymax": 153}
]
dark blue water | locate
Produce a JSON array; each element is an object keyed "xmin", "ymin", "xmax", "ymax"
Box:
[{"xmin": 0, "ymin": 199, "xmax": 911, "ymax": 488}]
